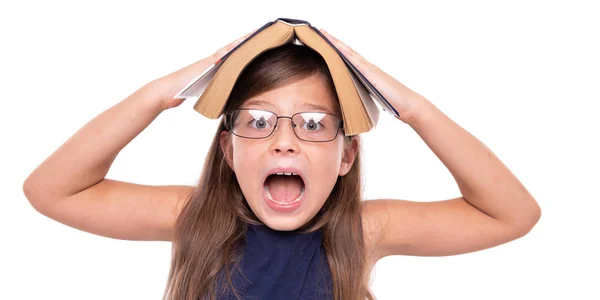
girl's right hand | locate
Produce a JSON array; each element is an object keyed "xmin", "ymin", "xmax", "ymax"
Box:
[{"xmin": 146, "ymin": 30, "xmax": 254, "ymax": 111}]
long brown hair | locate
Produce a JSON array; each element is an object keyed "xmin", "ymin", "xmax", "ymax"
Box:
[{"xmin": 163, "ymin": 44, "xmax": 375, "ymax": 300}]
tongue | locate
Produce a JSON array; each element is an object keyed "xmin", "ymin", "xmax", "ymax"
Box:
[{"xmin": 265, "ymin": 175, "xmax": 304, "ymax": 202}]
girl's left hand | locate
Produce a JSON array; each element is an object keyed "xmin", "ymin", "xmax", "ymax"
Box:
[{"xmin": 321, "ymin": 29, "xmax": 429, "ymax": 125}]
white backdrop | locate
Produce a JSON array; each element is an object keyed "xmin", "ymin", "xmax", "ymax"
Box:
[{"xmin": 2, "ymin": 0, "xmax": 599, "ymax": 299}]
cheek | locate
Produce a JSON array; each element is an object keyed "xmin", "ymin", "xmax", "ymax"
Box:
[
  {"xmin": 316, "ymin": 150, "xmax": 342, "ymax": 176},
  {"xmin": 232, "ymin": 140, "xmax": 259, "ymax": 175},
  {"xmin": 231, "ymin": 140, "xmax": 263, "ymax": 195},
  {"xmin": 317, "ymin": 141, "xmax": 345, "ymax": 173},
  {"xmin": 307, "ymin": 145, "xmax": 344, "ymax": 197}
]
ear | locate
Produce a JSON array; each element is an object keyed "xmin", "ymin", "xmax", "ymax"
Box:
[
  {"xmin": 339, "ymin": 137, "xmax": 359, "ymax": 176},
  {"xmin": 220, "ymin": 130, "xmax": 234, "ymax": 171}
]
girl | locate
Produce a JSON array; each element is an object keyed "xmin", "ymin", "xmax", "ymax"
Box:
[{"xmin": 23, "ymin": 29, "xmax": 541, "ymax": 300}]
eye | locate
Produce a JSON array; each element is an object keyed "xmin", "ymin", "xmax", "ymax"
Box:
[
  {"xmin": 301, "ymin": 119, "xmax": 323, "ymax": 131},
  {"xmin": 249, "ymin": 117, "xmax": 273, "ymax": 130}
]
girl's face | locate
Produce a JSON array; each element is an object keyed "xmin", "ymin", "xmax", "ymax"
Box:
[{"xmin": 221, "ymin": 74, "xmax": 358, "ymax": 231}]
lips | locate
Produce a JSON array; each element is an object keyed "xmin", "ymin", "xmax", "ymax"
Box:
[{"xmin": 261, "ymin": 166, "xmax": 306, "ymax": 212}]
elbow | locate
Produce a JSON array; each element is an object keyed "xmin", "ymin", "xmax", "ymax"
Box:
[
  {"xmin": 23, "ymin": 178, "xmax": 40, "ymax": 212},
  {"xmin": 528, "ymin": 200, "xmax": 542, "ymax": 228},
  {"xmin": 513, "ymin": 201, "xmax": 542, "ymax": 238},
  {"xmin": 22, "ymin": 177, "xmax": 50, "ymax": 215}
]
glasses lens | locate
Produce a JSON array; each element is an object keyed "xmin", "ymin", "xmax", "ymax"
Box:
[
  {"xmin": 292, "ymin": 112, "xmax": 340, "ymax": 142},
  {"xmin": 231, "ymin": 109, "xmax": 277, "ymax": 138}
]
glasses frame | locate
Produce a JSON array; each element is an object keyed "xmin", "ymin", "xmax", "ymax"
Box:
[{"xmin": 224, "ymin": 108, "xmax": 344, "ymax": 143}]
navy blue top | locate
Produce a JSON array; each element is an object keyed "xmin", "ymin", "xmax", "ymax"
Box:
[{"xmin": 216, "ymin": 223, "xmax": 333, "ymax": 299}]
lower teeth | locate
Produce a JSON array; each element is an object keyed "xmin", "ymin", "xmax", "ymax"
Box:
[{"xmin": 265, "ymin": 186, "xmax": 305, "ymax": 205}]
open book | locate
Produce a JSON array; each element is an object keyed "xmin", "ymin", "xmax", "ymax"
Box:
[{"xmin": 174, "ymin": 18, "xmax": 400, "ymax": 136}]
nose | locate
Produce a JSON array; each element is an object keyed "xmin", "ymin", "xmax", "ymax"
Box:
[{"xmin": 269, "ymin": 117, "xmax": 300, "ymax": 155}]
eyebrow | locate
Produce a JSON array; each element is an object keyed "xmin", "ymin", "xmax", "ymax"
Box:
[
  {"xmin": 300, "ymin": 102, "xmax": 333, "ymax": 113},
  {"xmin": 243, "ymin": 99, "xmax": 275, "ymax": 109},
  {"xmin": 242, "ymin": 99, "xmax": 334, "ymax": 113}
]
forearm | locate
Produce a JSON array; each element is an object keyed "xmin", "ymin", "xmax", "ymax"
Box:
[
  {"xmin": 24, "ymin": 83, "xmax": 165, "ymax": 202},
  {"xmin": 405, "ymin": 96, "xmax": 541, "ymax": 229}
]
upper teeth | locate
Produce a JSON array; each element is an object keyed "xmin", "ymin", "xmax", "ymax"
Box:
[{"xmin": 274, "ymin": 172, "xmax": 297, "ymax": 176}]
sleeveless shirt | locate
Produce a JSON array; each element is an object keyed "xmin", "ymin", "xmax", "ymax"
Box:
[{"xmin": 215, "ymin": 223, "xmax": 333, "ymax": 299}]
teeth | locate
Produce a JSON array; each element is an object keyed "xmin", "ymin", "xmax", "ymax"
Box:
[
  {"xmin": 273, "ymin": 172, "xmax": 298, "ymax": 176},
  {"xmin": 265, "ymin": 185, "xmax": 305, "ymax": 205}
]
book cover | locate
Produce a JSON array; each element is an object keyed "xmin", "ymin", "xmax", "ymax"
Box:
[{"xmin": 174, "ymin": 18, "xmax": 400, "ymax": 119}]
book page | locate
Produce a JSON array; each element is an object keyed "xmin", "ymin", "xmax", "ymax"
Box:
[
  {"xmin": 347, "ymin": 67, "xmax": 380, "ymax": 126},
  {"xmin": 173, "ymin": 61, "xmax": 224, "ymax": 99}
]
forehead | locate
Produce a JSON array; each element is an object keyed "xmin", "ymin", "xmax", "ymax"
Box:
[{"xmin": 240, "ymin": 75, "xmax": 340, "ymax": 115}]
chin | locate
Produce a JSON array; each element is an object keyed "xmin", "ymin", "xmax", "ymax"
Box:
[
  {"xmin": 253, "ymin": 203, "xmax": 308, "ymax": 231},
  {"xmin": 262, "ymin": 218, "xmax": 305, "ymax": 231},
  {"xmin": 248, "ymin": 197, "xmax": 317, "ymax": 232}
]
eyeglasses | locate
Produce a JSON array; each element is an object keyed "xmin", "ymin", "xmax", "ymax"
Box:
[{"xmin": 224, "ymin": 108, "xmax": 344, "ymax": 142}]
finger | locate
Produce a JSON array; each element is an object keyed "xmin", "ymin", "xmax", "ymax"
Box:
[
  {"xmin": 172, "ymin": 29, "xmax": 258, "ymax": 80},
  {"xmin": 321, "ymin": 29, "xmax": 370, "ymax": 68},
  {"xmin": 213, "ymin": 28, "xmax": 257, "ymax": 60},
  {"xmin": 320, "ymin": 29, "xmax": 345, "ymax": 49},
  {"xmin": 225, "ymin": 30, "xmax": 255, "ymax": 51},
  {"xmin": 321, "ymin": 29, "xmax": 356, "ymax": 56}
]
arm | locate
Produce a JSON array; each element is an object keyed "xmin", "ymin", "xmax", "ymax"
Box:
[
  {"xmin": 22, "ymin": 84, "xmax": 193, "ymax": 241},
  {"xmin": 322, "ymin": 30, "xmax": 541, "ymax": 258},
  {"xmin": 365, "ymin": 96, "xmax": 541, "ymax": 258},
  {"xmin": 22, "ymin": 32, "xmax": 252, "ymax": 242}
]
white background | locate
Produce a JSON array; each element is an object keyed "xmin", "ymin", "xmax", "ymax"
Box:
[{"xmin": 2, "ymin": 0, "xmax": 599, "ymax": 299}]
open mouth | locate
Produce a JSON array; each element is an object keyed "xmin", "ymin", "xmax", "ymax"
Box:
[{"xmin": 263, "ymin": 172, "xmax": 306, "ymax": 205}]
